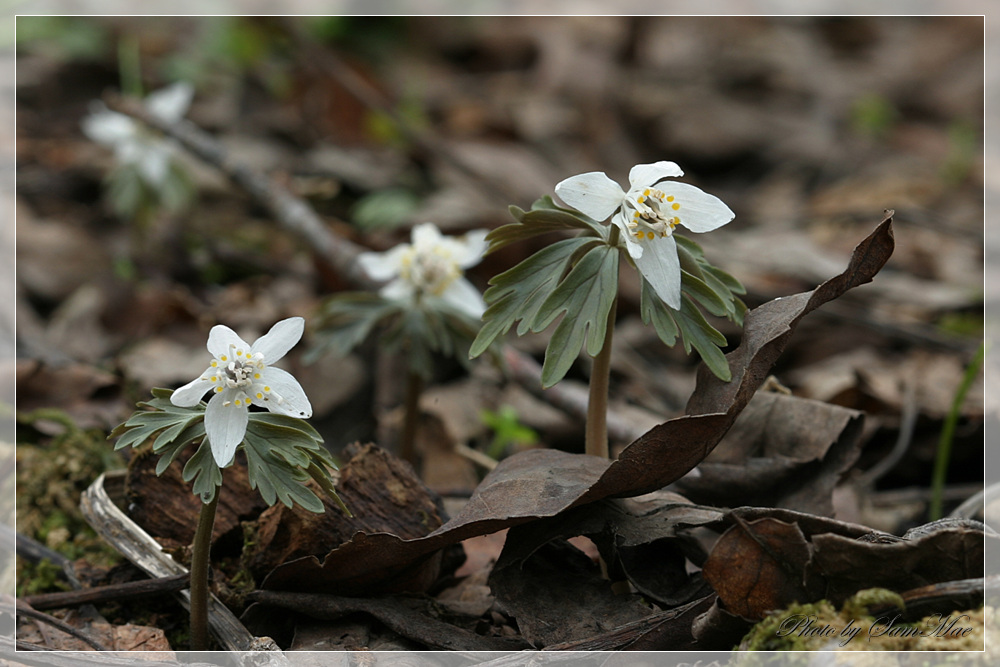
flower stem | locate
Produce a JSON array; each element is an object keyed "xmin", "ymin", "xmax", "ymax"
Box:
[
  {"xmin": 586, "ymin": 295, "xmax": 618, "ymax": 459},
  {"xmin": 189, "ymin": 488, "xmax": 220, "ymax": 651},
  {"xmin": 400, "ymin": 371, "xmax": 423, "ymax": 467}
]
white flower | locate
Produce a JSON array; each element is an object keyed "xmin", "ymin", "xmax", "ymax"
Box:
[
  {"xmin": 171, "ymin": 317, "xmax": 313, "ymax": 467},
  {"xmin": 555, "ymin": 161, "xmax": 734, "ymax": 310},
  {"xmin": 358, "ymin": 222, "xmax": 489, "ymax": 319},
  {"xmin": 81, "ymin": 82, "xmax": 194, "ymax": 187}
]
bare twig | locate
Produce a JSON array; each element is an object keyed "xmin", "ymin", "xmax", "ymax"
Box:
[
  {"xmin": 105, "ymin": 94, "xmax": 378, "ymax": 292},
  {"xmin": 15, "ymin": 601, "xmax": 110, "ymax": 652},
  {"xmin": 22, "ymin": 573, "xmax": 190, "ymax": 612}
]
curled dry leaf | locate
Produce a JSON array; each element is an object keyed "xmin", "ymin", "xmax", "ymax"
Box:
[
  {"xmin": 672, "ymin": 391, "xmax": 865, "ymax": 516},
  {"xmin": 701, "ymin": 510, "xmax": 991, "ymax": 623},
  {"xmin": 262, "ymin": 215, "xmax": 895, "ymax": 595}
]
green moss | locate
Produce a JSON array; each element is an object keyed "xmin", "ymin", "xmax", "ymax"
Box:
[
  {"xmin": 16, "ymin": 409, "xmax": 124, "ymax": 591},
  {"xmin": 740, "ymin": 590, "xmax": 988, "ymax": 654}
]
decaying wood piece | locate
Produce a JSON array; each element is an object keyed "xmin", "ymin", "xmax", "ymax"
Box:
[
  {"xmin": 79, "ymin": 471, "xmax": 255, "ymax": 652},
  {"xmin": 125, "ymin": 450, "xmax": 268, "ymax": 548},
  {"xmin": 244, "ymin": 443, "xmax": 447, "ymax": 581}
]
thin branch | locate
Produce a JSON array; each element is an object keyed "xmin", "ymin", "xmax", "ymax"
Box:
[
  {"xmin": 22, "ymin": 573, "xmax": 190, "ymax": 612},
  {"xmin": 15, "ymin": 601, "xmax": 110, "ymax": 652},
  {"xmin": 104, "ymin": 94, "xmax": 378, "ymax": 292}
]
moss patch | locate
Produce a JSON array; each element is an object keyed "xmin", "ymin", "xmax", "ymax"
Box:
[{"xmin": 741, "ymin": 589, "xmax": 987, "ymax": 653}]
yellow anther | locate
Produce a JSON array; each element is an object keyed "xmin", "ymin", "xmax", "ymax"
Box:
[
  {"xmin": 635, "ymin": 232, "xmax": 643, "ymax": 238},
  {"xmin": 211, "ymin": 361, "xmax": 218, "ymax": 367},
  {"xmin": 254, "ymin": 373, "xmax": 261, "ymax": 379},
  {"xmin": 643, "ymin": 188, "xmax": 650, "ymax": 196},
  {"xmin": 256, "ymin": 392, "xmax": 263, "ymax": 399},
  {"xmin": 234, "ymin": 399, "xmax": 242, "ymax": 407},
  {"xmin": 264, "ymin": 386, "xmax": 271, "ymax": 392},
  {"xmin": 646, "ymin": 231, "xmax": 655, "ymax": 240},
  {"xmin": 215, "ymin": 386, "xmax": 223, "ymax": 393},
  {"xmin": 637, "ymin": 196, "xmax": 645, "ymax": 203},
  {"xmin": 672, "ymin": 203, "xmax": 680, "ymax": 210},
  {"xmin": 666, "ymin": 195, "xmax": 674, "ymax": 202},
  {"xmin": 211, "ymin": 376, "xmax": 218, "ymax": 382},
  {"xmin": 220, "ymin": 355, "xmax": 228, "ymax": 362}
]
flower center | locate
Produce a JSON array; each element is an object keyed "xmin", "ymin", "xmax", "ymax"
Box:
[
  {"xmin": 623, "ymin": 187, "xmax": 682, "ymax": 242},
  {"xmin": 201, "ymin": 346, "xmax": 277, "ymax": 409},
  {"xmin": 399, "ymin": 246, "xmax": 461, "ymax": 296}
]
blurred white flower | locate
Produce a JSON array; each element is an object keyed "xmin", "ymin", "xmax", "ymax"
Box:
[
  {"xmin": 81, "ymin": 82, "xmax": 193, "ymax": 187},
  {"xmin": 358, "ymin": 222, "xmax": 488, "ymax": 319},
  {"xmin": 555, "ymin": 161, "xmax": 734, "ymax": 309},
  {"xmin": 171, "ymin": 317, "xmax": 312, "ymax": 467}
]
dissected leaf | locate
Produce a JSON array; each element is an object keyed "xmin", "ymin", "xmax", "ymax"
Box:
[
  {"xmin": 487, "ymin": 195, "xmax": 606, "ymax": 253},
  {"xmin": 470, "ymin": 236, "xmax": 599, "ymax": 358},
  {"xmin": 182, "ymin": 438, "xmax": 223, "ymax": 503},
  {"xmin": 531, "ymin": 243, "xmax": 619, "ymax": 387},
  {"xmin": 308, "ymin": 293, "xmax": 400, "ymax": 362},
  {"xmin": 243, "ymin": 427, "xmax": 324, "ymax": 512},
  {"xmin": 261, "ymin": 215, "xmax": 895, "ymax": 595}
]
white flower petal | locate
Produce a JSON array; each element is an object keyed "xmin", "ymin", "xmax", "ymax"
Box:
[
  {"xmin": 554, "ymin": 172, "xmax": 625, "ymax": 221},
  {"xmin": 145, "ymin": 82, "xmax": 194, "ymax": 123},
  {"xmin": 658, "ymin": 182, "xmax": 735, "ymax": 233},
  {"xmin": 137, "ymin": 143, "xmax": 172, "ymax": 186},
  {"xmin": 358, "ymin": 245, "xmax": 409, "ymax": 281},
  {"xmin": 634, "ymin": 235, "xmax": 682, "ymax": 310},
  {"xmin": 439, "ymin": 276, "xmax": 486, "ymax": 319},
  {"xmin": 453, "ymin": 229, "xmax": 488, "ymax": 269},
  {"xmin": 204, "ymin": 390, "xmax": 248, "ymax": 467},
  {"xmin": 250, "ymin": 317, "xmax": 304, "ymax": 364},
  {"xmin": 207, "ymin": 325, "xmax": 250, "ymax": 361},
  {"xmin": 257, "ymin": 367, "xmax": 313, "ymax": 418},
  {"xmin": 380, "ymin": 278, "xmax": 414, "ymax": 303},
  {"xmin": 628, "ymin": 161, "xmax": 684, "ymax": 188},
  {"xmin": 411, "ymin": 222, "xmax": 444, "ymax": 249},
  {"xmin": 170, "ymin": 368, "xmax": 214, "ymax": 406},
  {"xmin": 611, "ymin": 211, "xmax": 643, "ymax": 259},
  {"xmin": 82, "ymin": 110, "xmax": 136, "ymax": 146}
]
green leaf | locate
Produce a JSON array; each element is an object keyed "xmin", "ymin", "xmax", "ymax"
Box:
[
  {"xmin": 682, "ymin": 269, "xmax": 730, "ymax": 318},
  {"xmin": 640, "ymin": 278, "xmax": 732, "ymax": 382},
  {"xmin": 674, "ymin": 294, "xmax": 732, "ymax": 382},
  {"xmin": 182, "ymin": 439, "xmax": 222, "ymax": 503},
  {"xmin": 248, "ymin": 412, "xmax": 324, "ymax": 444},
  {"xmin": 243, "ymin": 429, "xmax": 325, "ymax": 513},
  {"xmin": 306, "ymin": 460, "xmax": 351, "ymax": 517},
  {"xmin": 530, "ymin": 244, "xmax": 619, "ymax": 388},
  {"xmin": 470, "ymin": 236, "xmax": 599, "ymax": 358},
  {"xmin": 487, "ymin": 195, "xmax": 606, "ymax": 254},
  {"xmin": 308, "ymin": 293, "xmax": 400, "ymax": 362},
  {"xmin": 704, "ymin": 264, "xmax": 747, "ymax": 296},
  {"xmin": 351, "ymin": 188, "xmax": 420, "ymax": 231},
  {"xmin": 640, "ymin": 277, "xmax": 680, "ymax": 347}
]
